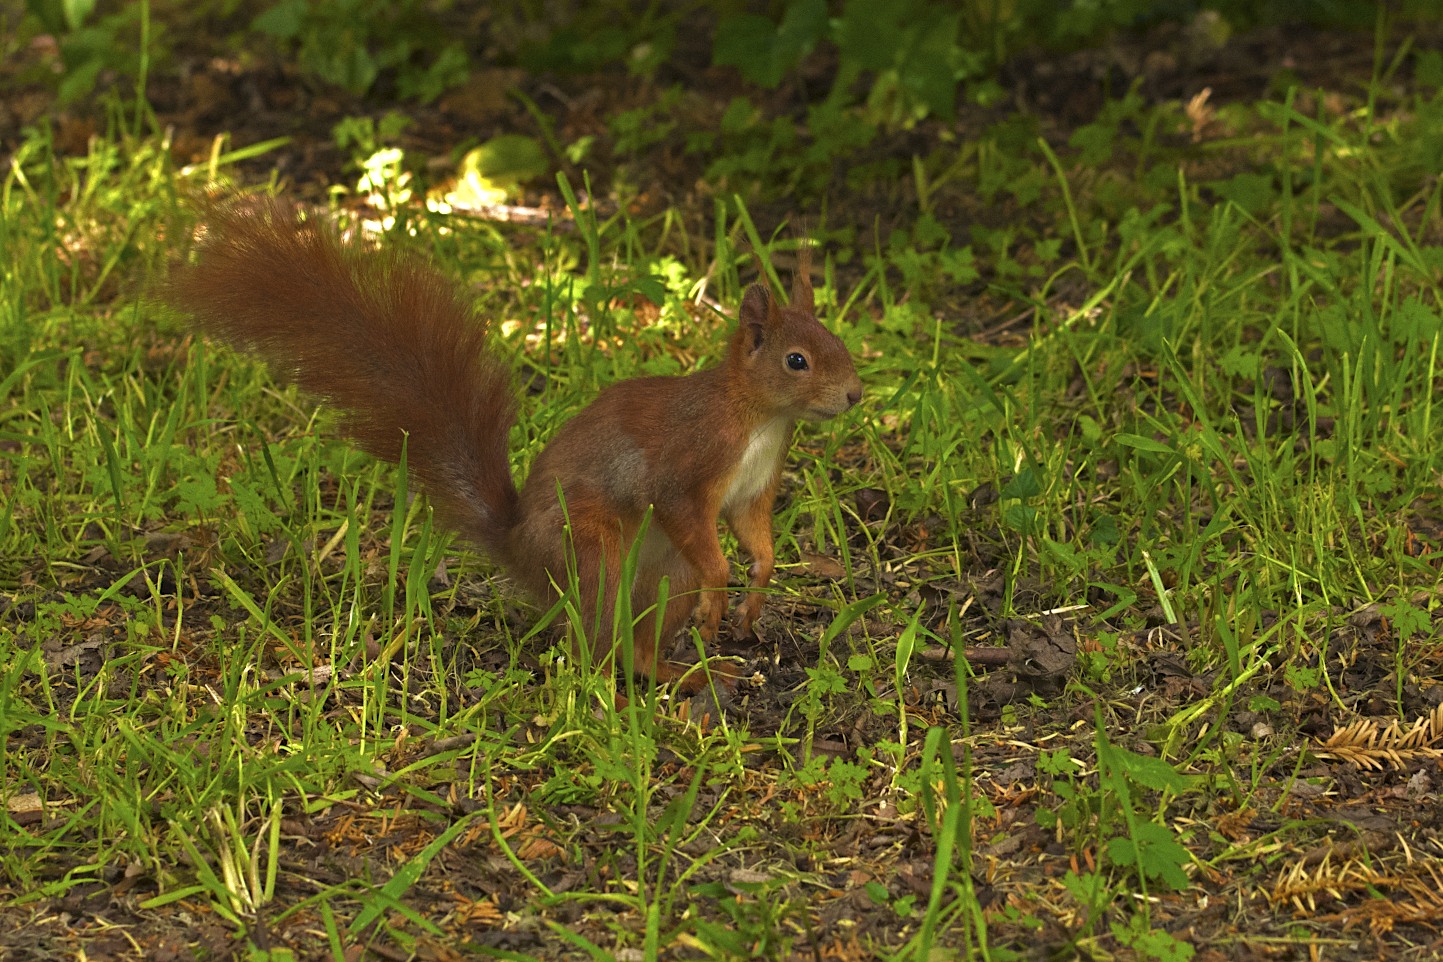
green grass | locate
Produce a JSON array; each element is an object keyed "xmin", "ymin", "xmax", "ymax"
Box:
[{"xmin": 4, "ymin": 46, "xmax": 1443, "ymax": 961}]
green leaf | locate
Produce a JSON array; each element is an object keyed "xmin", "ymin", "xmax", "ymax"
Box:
[
  {"xmin": 713, "ymin": 14, "xmax": 777, "ymax": 82},
  {"xmin": 1211, "ymin": 172, "xmax": 1275, "ymax": 216},
  {"xmin": 1318, "ymin": 302, "xmax": 1360, "ymax": 353},
  {"xmin": 1106, "ymin": 822, "xmax": 1192, "ymax": 890},
  {"xmin": 1002, "ymin": 503, "xmax": 1037, "ymax": 532},
  {"xmin": 713, "ymin": 0, "xmax": 824, "ymax": 88},
  {"xmin": 1112, "ymin": 748, "xmax": 1190, "ymax": 793},
  {"xmin": 252, "ymin": 0, "xmax": 305, "ymax": 39},
  {"xmin": 1115, "ymin": 433, "xmax": 1174, "ymax": 455},
  {"xmin": 1070, "ymin": 121, "xmax": 1116, "ymax": 167},
  {"xmin": 29, "ymin": 0, "xmax": 90, "ymax": 33},
  {"xmin": 57, "ymin": 56, "xmax": 103, "ymax": 104},
  {"xmin": 775, "ymin": 0, "xmax": 828, "ymax": 69},
  {"xmin": 897, "ymin": 8, "xmax": 960, "ymax": 118},
  {"xmin": 1001, "ymin": 467, "xmax": 1042, "ymax": 500},
  {"xmin": 720, "ymin": 96, "xmax": 758, "ymax": 135},
  {"xmin": 1219, "ymin": 343, "xmax": 1262, "ymax": 379},
  {"xmin": 174, "ymin": 473, "xmax": 222, "ymax": 517},
  {"xmin": 1089, "ymin": 513, "xmax": 1121, "ymax": 548},
  {"xmin": 463, "ymin": 134, "xmax": 550, "ymax": 184},
  {"xmin": 1391, "ymin": 296, "xmax": 1441, "ymax": 344},
  {"xmin": 940, "ymin": 246, "xmax": 979, "ymax": 284},
  {"xmin": 1061, "ymin": 869, "xmax": 1106, "ymax": 909},
  {"xmin": 1381, "ymin": 598, "xmax": 1431, "ymax": 641},
  {"xmin": 836, "ymin": 0, "xmax": 906, "ymax": 71},
  {"xmin": 64, "ymin": 0, "xmax": 97, "ymax": 32}
]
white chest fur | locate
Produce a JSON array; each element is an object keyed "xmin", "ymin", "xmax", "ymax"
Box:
[{"xmin": 722, "ymin": 419, "xmax": 791, "ymax": 512}]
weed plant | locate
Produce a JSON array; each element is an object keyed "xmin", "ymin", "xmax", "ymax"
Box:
[{"xmin": 3, "ymin": 39, "xmax": 1443, "ymax": 961}]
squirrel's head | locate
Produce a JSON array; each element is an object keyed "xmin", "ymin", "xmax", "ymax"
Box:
[{"xmin": 732, "ymin": 247, "xmax": 863, "ymax": 422}]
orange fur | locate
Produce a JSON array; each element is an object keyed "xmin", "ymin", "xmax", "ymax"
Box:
[{"xmin": 167, "ymin": 199, "xmax": 862, "ymax": 692}]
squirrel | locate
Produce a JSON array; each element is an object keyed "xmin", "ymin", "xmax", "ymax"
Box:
[{"xmin": 167, "ymin": 197, "xmax": 863, "ymax": 692}]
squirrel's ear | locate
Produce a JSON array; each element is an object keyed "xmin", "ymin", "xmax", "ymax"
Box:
[
  {"xmin": 789, "ymin": 244, "xmax": 814, "ymax": 314},
  {"xmin": 740, "ymin": 283, "xmax": 772, "ymax": 351}
]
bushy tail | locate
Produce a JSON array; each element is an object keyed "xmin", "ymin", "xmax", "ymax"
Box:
[{"xmin": 166, "ymin": 197, "xmax": 521, "ymax": 557}]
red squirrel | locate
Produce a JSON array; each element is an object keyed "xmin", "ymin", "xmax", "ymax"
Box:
[{"xmin": 168, "ymin": 198, "xmax": 862, "ymax": 691}]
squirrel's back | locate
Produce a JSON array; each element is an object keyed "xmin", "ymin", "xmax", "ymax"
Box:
[{"xmin": 167, "ymin": 198, "xmax": 521, "ymax": 555}]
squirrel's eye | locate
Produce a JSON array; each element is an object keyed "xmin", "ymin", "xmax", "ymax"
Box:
[{"xmin": 786, "ymin": 352, "xmax": 809, "ymax": 371}]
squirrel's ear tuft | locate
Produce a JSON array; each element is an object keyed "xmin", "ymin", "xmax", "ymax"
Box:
[{"xmin": 789, "ymin": 243, "xmax": 814, "ymax": 314}]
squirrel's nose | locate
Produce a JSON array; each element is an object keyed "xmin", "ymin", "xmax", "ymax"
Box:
[{"xmin": 846, "ymin": 387, "xmax": 862, "ymax": 407}]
